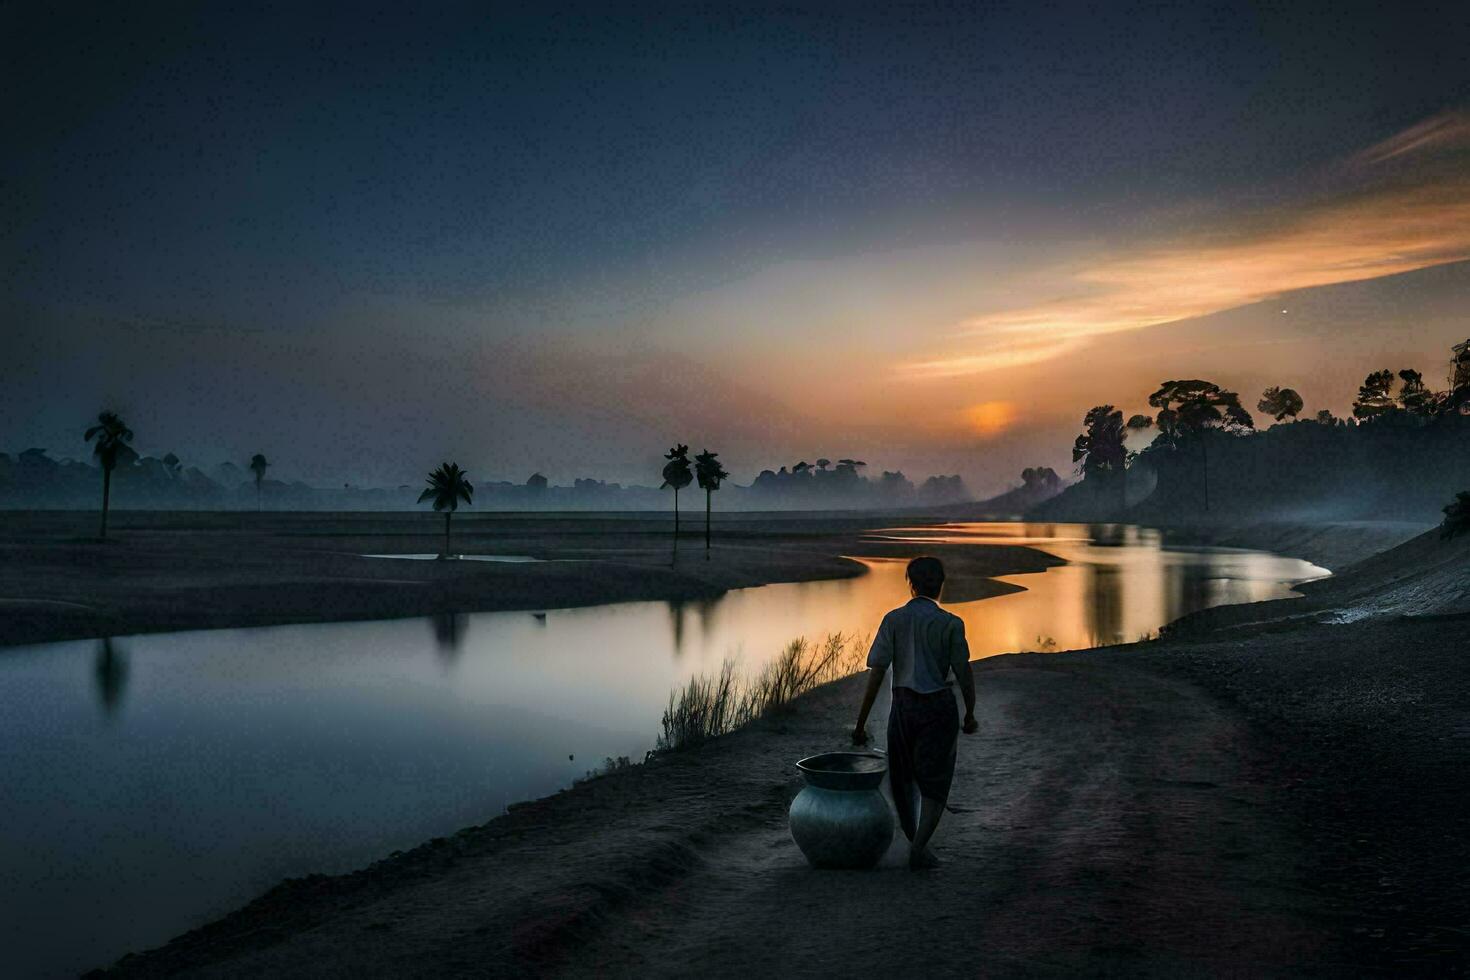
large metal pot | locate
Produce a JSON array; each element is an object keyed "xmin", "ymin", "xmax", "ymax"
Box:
[{"xmin": 789, "ymin": 752, "xmax": 893, "ymax": 869}]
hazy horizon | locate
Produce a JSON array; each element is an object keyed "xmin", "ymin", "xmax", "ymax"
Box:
[{"xmin": 6, "ymin": 3, "xmax": 1470, "ymax": 497}]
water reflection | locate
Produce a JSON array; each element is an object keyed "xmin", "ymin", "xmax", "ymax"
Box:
[
  {"xmin": 667, "ymin": 599, "xmax": 686, "ymax": 656},
  {"xmin": 430, "ymin": 612, "xmax": 468, "ymax": 663},
  {"xmin": 94, "ymin": 637, "xmax": 128, "ymax": 718},
  {"xmin": 0, "ymin": 523, "xmax": 1327, "ymax": 977},
  {"xmin": 694, "ymin": 597, "xmax": 719, "ymax": 645},
  {"xmin": 869, "ymin": 523, "xmax": 1328, "ymax": 654},
  {"xmin": 664, "ymin": 597, "xmax": 720, "ymax": 658},
  {"xmin": 1087, "ymin": 563, "xmax": 1125, "ymax": 645}
]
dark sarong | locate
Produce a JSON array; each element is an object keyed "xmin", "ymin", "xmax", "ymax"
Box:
[{"xmin": 887, "ymin": 686, "xmax": 960, "ymax": 840}]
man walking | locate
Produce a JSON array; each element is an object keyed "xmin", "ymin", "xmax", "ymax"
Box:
[{"xmin": 852, "ymin": 556, "xmax": 978, "ymax": 869}]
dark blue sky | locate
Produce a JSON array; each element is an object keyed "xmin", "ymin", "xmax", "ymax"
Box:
[{"xmin": 4, "ymin": 1, "xmax": 1469, "ymax": 488}]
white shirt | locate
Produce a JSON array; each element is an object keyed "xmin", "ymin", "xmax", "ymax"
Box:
[{"xmin": 866, "ymin": 596, "xmax": 970, "ymax": 694}]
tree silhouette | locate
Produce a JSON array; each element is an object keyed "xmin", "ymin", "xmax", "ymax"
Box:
[
  {"xmin": 418, "ymin": 462, "xmax": 474, "ymax": 558},
  {"xmin": 831, "ymin": 458, "xmax": 865, "ymax": 488},
  {"xmin": 1397, "ymin": 369, "xmax": 1435, "ymax": 416},
  {"xmin": 1021, "ymin": 466, "xmax": 1061, "ymax": 491},
  {"xmin": 661, "ymin": 445, "xmax": 693, "ymax": 548},
  {"xmin": 1352, "ymin": 369, "xmax": 1396, "ymax": 420},
  {"xmin": 1257, "ymin": 386, "xmax": 1304, "ymax": 422},
  {"xmin": 84, "ymin": 411, "xmax": 135, "ymax": 540},
  {"xmin": 1072, "ymin": 406, "xmax": 1126, "ymax": 479},
  {"xmin": 1148, "ymin": 380, "xmax": 1254, "ymax": 512},
  {"xmin": 249, "ymin": 453, "xmax": 270, "ymax": 510},
  {"xmin": 693, "ymin": 449, "xmax": 729, "ymax": 556},
  {"xmin": 1315, "ymin": 409, "xmax": 1343, "ymax": 426},
  {"xmin": 1073, "ymin": 406, "xmax": 1128, "ymax": 510}
]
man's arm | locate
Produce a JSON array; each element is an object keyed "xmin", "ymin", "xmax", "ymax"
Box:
[
  {"xmin": 854, "ymin": 615, "xmax": 894, "ymax": 745},
  {"xmin": 852, "ymin": 665, "xmax": 886, "ymax": 745},
  {"xmin": 956, "ymin": 660, "xmax": 978, "ymax": 734},
  {"xmin": 951, "ymin": 619, "xmax": 978, "ymax": 734}
]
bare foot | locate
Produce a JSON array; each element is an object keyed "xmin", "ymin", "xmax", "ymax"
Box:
[{"xmin": 908, "ymin": 846, "xmax": 940, "ymax": 871}]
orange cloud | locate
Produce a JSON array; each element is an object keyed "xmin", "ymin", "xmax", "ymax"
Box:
[
  {"xmin": 904, "ymin": 108, "xmax": 1470, "ymax": 379},
  {"xmin": 1349, "ymin": 108, "xmax": 1470, "ymax": 167}
]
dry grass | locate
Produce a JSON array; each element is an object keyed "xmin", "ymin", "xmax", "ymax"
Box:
[{"xmin": 657, "ymin": 633, "xmax": 867, "ymax": 752}]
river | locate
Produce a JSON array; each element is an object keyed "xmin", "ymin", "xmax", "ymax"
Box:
[{"xmin": 0, "ymin": 522, "xmax": 1327, "ymax": 976}]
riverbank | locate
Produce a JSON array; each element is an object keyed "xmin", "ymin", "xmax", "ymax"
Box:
[
  {"xmin": 0, "ymin": 510, "xmax": 1062, "ymax": 647},
  {"xmin": 0, "ymin": 511, "xmax": 1417, "ymax": 648},
  {"xmin": 1150, "ymin": 519, "xmax": 1429, "ymax": 573},
  {"xmin": 95, "ymin": 520, "xmax": 1468, "ymax": 975},
  {"xmin": 103, "ymin": 612, "xmax": 1469, "ymax": 976}
]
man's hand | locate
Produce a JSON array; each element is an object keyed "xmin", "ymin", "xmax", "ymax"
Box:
[
  {"xmin": 962, "ymin": 714, "xmax": 978, "ymax": 735},
  {"xmin": 852, "ymin": 666, "xmax": 885, "ymax": 749}
]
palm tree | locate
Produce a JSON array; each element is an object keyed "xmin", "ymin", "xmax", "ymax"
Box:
[
  {"xmin": 418, "ymin": 462, "xmax": 474, "ymax": 558},
  {"xmin": 694, "ymin": 449, "xmax": 729, "ymax": 556},
  {"xmin": 661, "ymin": 445, "xmax": 693, "ymax": 549},
  {"xmin": 249, "ymin": 453, "xmax": 270, "ymax": 510},
  {"xmin": 84, "ymin": 411, "xmax": 135, "ymax": 540}
]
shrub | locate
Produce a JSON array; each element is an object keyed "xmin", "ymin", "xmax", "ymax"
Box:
[
  {"xmin": 657, "ymin": 633, "xmax": 866, "ymax": 752},
  {"xmin": 657, "ymin": 658, "xmax": 742, "ymax": 752}
]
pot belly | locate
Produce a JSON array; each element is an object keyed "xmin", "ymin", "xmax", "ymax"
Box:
[{"xmin": 789, "ymin": 784, "xmax": 894, "ymax": 869}]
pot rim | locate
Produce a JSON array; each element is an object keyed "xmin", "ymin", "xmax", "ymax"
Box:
[{"xmin": 796, "ymin": 751, "xmax": 888, "ymax": 790}]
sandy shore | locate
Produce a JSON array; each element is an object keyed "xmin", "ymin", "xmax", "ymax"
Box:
[
  {"xmin": 0, "ymin": 510, "xmax": 1062, "ymax": 647},
  {"xmin": 89, "ymin": 518, "xmax": 1468, "ymax": 976},
  {"xmin": 0, "ymin": 511, "xmax": 1422, "ymax": 649}
]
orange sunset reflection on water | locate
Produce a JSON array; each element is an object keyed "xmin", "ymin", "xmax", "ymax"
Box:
[
  {"xmin": 857, "ymin": 522, "xmax": 1329, "ymax": 655},
  {"xmin": 651, "ymin": 523, "xmax": 1329, "ymax": 667}
]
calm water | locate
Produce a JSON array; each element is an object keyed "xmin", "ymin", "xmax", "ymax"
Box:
[{"xmin": 0, "ymin": 523, "xmax": 1326, "ymax": 976}]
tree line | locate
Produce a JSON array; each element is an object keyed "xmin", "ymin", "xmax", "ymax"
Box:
[
  {"xmin": 80, "ymin": 411, "xmax": 272, "ymax": 539},
  {"xmin": 416, "ymin": 444, "xmax": 730, "ymax": 559},
  {"xmin": 1065, "ymin": 337, "xmax": 1470, "ymax": 520}
]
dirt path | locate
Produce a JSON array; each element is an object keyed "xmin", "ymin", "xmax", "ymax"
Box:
[
  {"xmin": 110, "ymin": 656, "xmax": 1343, "ymax": 978},
  {"xmin": 546, "ymin": 662, "xmax": 1337, "ymax": 977}
]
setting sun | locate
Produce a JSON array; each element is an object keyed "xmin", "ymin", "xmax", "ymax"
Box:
[{"xmin": 965, "ymin": 401, "xmax": 1018, "ymax": 438}]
